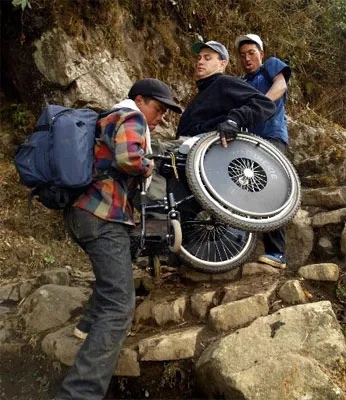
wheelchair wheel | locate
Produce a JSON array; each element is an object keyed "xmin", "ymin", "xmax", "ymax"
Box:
[
  {"xmin": 149, "ymin": 254, "xmax": 161, "ymax": 278},
  {"xmin": 168, "ymin": 218, "xmax": 182, "ymax": 253},
  {"xmin": 179, "ymin": 211, "xmax": 256, "ymax": 273},
  {"xmin": 186, "ymin": 132, "xmax": 301, "ymax": 232}
]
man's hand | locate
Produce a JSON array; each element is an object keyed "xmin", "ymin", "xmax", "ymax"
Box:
[{"xmin": 217, "ymin": 119, "xmax": 239, "ymax": 148}]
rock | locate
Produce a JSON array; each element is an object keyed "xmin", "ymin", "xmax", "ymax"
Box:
[
  {"xmin": 340, "ymin": 223, "xmax": 346, "ymax": 256},
  {"xmin": 0, "ymin": 306, "xmax": 11, "ymax": 316},
  {"xmin": 222, "ymin": 279, "xmax": 278, "ymax": 304},
  {"xmin": 115, "ymin": 347, "xmax": 141, "ymax": 377},
  {"xmin": 242, "ymin": 262, "xmax": 280, "ymax": 275},
  {"xmin": 41, "ymin": 325, "xmax": 81, "ymax": 366},
  {"xmin": 195, "ymin": 301, "xmax": 346, "ymax": 400},
  {"xmin": 302, "ymin": 187, "xmax": 346, "ymax": 209},
  {"xmin": 0, "ymin": 132, "xmax": 16, "ymax": 158},
  {"xmin": 298, "ymin": 263, "xmax": 340, "ymax": 282},
  {"xmin": 0, "ymin": 343, "xmax": 23, "ymax": 357},
  {"xmin": 311, "ymin": 208, "xmax": 346, "ymax": 228},
  {"xmin": 33, "ymin": 28, "xmax": 132, "ymax": 110},
  {"xmin": 209, "ymin": 293, "xmax": 269, "ymax": 332},
  {"xmin": 286, "ymin": 209, "xmax": 314, "ymax": 268},
  {"xmin": 133, "ymin": 268, "xmax": 149, "ymax": 290},
  {"xmin": 288, "ymin": 120, "xmax": 346, "ymax": 187},
  {"xmin": 0, "ymin": 279, "xmax": 36, "ymax": 302},
  {"xmin": 152, "ymin": 296, "xmax": 188, "ymax": 325},
  {"xmin": 190, "ymin": 290, "xmax": 216, "ymax": 319},
  {"xmin": 41, "ymin": 325, "xmax": 141, "ymax": 376},
  {"xmin": 316, "ymin": 236, "xmax": 337, "ymax": 258},
  {"xmin": 19, "ymin": 284, "xmax": 89, "ymax": 333},
  {"xmin": 134, "ymin": 295, "xmax": 188, "ymax": 326},
  {"xmin": 0, "ymin": 319, "xmax": 13, "ymax": 344},
  {"xmin": 39, "ymin": 268, "xmax": 70, "ymax": 286},
  {"xmin": 278, "ymin": 280, "xmax": 308, "ymax": 304},
  {"xmin": 138, "ymin": 327, "xmax": 204, "ymax": 361},
  {"xmin": 179, "ymin": 266, "xmax": 240, "ymax": 283},
  {"xmin": 134, "ymin": 299, "xmax": 156, "ymax": 325},
  {"xmin": 141, "ymin": 276, "xmax": 156, "ymax": 291}
]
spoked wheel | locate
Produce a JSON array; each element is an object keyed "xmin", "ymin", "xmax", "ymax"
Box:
[
  {"xmin": 179, "ymin": 211, "xmax": 256, "ymax": 273},
  {"xmin": 168, "ymin": 218, "xmax": 182, "ymax": 253},
  {"xmin": 186, "ymin": 131, "xmax": 301, "ymax": 232}
]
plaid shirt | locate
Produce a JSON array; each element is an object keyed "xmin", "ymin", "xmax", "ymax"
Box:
[{"xmin": 74, "ymin": 107, "xmax": 151, "ymax": 225}]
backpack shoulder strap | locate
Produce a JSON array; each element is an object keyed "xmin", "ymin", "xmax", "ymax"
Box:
[{"xmin": 33, "ymin": 124, "xmax": 50, "ymax": 133}]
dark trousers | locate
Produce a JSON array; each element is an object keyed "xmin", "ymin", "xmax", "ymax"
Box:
[
  {"xmin": 263, "ymin": 138, "xmax": 287, "ymax": 255},
  {"xmin": 56, "ymin": 207, "xmax": 135, "ymax": 400}
]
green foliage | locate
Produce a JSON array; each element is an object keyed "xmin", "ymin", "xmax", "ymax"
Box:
[
  {"xmin": 330, "ymin": 0, "xmax": 346, "ymax": 34},
  {"xmin": 160, "ymin": 362, "xmax": 185, "ymax": 388},
  {"xmin": 10, "ymin": 103, "xmax": 35, "ymax": 132},
  {"xmin": 169, "ymin": 0, "xmax": 346, "ymax": 126},
  {"xmin": 12, "ymin": 0, "xmax": 31, "ymax": 11},
  {"xmin": 116, "ymin": 0, "xmax": 346, "ymax": 125},
  {"xmin": 5, "ymin": 0, "xmax": 346, "ymax": 127},
  {"xmin": 43, "ymin": 254, "xmax": 55, "ymax": 265}
]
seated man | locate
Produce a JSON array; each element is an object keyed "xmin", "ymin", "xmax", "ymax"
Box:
[{"xmin": 177, "ymin": 40, "xmax": 275, "ymax": 143}]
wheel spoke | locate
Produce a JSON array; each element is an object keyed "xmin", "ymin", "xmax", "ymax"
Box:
[
  {"xmin": 182, "ymin": 220, "xmax": 251, "ymax": 263},
  {"xmin": 228, "ymin": 157, "xmax": 267, "ymax": 192}
]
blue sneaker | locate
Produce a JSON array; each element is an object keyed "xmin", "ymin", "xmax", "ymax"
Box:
[{"xmin": 258, "ymin": 253, "xmax": 286, "ymax": 269}]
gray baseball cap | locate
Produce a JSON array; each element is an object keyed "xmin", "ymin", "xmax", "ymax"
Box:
[{"xmin": 191, "ymin": 40, "xmax": 229, "ymax": 62}]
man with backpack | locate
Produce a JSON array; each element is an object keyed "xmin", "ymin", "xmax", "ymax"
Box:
[
  {"xmin": 235, "ymin": 34, "xmax": 291, "ymax": 269},
  {"xmin": 54, "ymin": 78, "xmax": 182, "ymax": 400}
]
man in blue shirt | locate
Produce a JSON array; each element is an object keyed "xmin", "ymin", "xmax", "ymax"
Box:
[
  {"xmin": 235, "ymin": 33, "xmax": 291, "ymax": 269},
  {"xmin": 176, "ymin": 40, "xmax": 276, "ymax": 139}
]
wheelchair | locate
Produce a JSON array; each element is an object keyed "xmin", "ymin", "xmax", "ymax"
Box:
[{"xmin": 130, "ymin": 131, "xmax": 301, "ymax": 276}]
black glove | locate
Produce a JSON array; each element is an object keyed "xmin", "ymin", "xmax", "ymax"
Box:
[{"xmin": 217, "ymin": 119, "xmax": 239, "ymax": 143}]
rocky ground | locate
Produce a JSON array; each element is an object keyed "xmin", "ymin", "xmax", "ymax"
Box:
[{"xmin": 0, "ymin": 159, "xmax": 345, "ymax": 399}]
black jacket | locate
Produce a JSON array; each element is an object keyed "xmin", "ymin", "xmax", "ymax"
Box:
[{"xmin": 176, "ymin": 73, "xmax": 276, "ymax": 137}]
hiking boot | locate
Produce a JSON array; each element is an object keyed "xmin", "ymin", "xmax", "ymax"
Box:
[
  {"xmin": 258, "ymin": 253, "xmax": 286, "ymax": 269},
  {"xmin": 74, "ymin": 319, "xmax": 91, "ymax": 340}
]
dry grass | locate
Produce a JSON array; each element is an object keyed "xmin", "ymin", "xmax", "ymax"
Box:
[
  {"xmin": 0, "ymin": 161, "xmax": 89, "ymax": 280},
  {"xmin": 11, "ymin": 0, "xmax": 345, "ymax": 127}
]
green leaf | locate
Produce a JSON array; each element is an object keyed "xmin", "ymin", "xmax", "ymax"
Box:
[{"xmin": 12, "ymin": 0, "xmax": 31, "ymax": 10}]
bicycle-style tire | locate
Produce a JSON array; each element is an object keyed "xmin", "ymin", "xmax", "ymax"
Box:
[
  {"xmin": 185, "ymin": 131, "xmax": 301, "ymax": 232},
  {"xmin": 178, "ymin": 211, "xmax": 257, "ymax": 273}
]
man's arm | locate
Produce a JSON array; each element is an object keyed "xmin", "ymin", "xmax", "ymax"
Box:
[
  {"xmin": 266, "ymin": 72, "xmax": 287, "ymax": 101},
  {"xmin": 106, "ymin": 111, "xmax": 153, "ymax": 177},
  {"xmin": 225, "ymin": 77, "xmax": 276, "ymax": 129}
]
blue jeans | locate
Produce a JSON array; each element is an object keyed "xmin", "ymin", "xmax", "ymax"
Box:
[
  {"xmin": 56, "ymin": 207, "xmax": 135, "ymax": 400},
  {"xmin": 263, "ymin": 138, "xmax": 287, "ymax": 255}
]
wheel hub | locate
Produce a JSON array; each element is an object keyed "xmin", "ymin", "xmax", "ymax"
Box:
[
  {"xmin": 228, "ymin": 158, "xmax": 267, "ymax": 193},
  {"xmin": 238, "ymin": 168, "xmax": 254, "ymax": 186}
]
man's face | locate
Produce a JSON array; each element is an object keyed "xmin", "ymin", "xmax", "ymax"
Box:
[
  {"xmin": 196, "ymin": 48, "xmax": 227, "ymax": 79},
  {"xmin": 239, "ymin": 43, "xmax": 264, "ymax": 73},
  {"xmin": 136, "ymin": 96, "xmax": 167, "ymax": 131}
]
